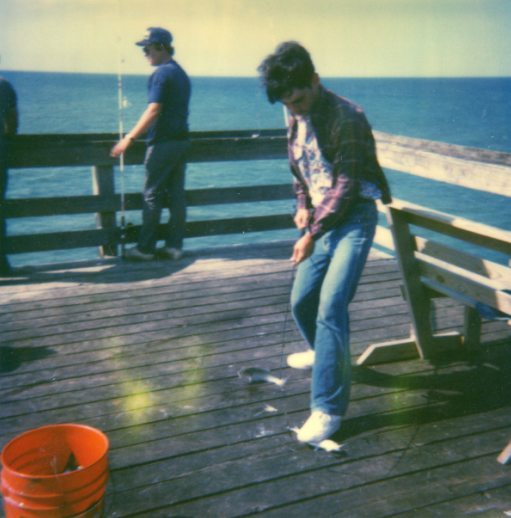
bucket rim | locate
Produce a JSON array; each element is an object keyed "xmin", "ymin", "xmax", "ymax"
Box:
[{"xmin": 1, "ymin": 424, "xmax": 109, "ymax": 480}]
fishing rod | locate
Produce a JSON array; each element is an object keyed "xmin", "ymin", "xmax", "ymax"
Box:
[{"xmin": 116, "ymin": 0, "xmax": 126, "ymax": 258}]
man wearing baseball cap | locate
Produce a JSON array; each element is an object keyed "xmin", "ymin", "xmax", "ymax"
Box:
[{"xmin": 111, "ymin": 27, "xmax": 191, "ymax": 261}]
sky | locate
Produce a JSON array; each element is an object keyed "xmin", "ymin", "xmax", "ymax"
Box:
[{"xmin": 0, "ymin": 0, "xmax": 510, "ymax": 78}]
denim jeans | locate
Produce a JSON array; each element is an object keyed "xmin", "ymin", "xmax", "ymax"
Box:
[
  {"xmin": 291, "ymin": 199, "xmax": 378, "ymax": 416},
  {"xmin": 137, "ymin": 139, "xmax": 190, "ymax": 254}
]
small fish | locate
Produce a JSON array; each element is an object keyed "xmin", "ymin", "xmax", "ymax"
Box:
[
  {"xmin": 313, "ymin": 440, "xmax": 345, "ymax": 452},
  {"xmin": 287, "ymin": 427, "xmax": 345, "ymax": 452},
  {"xmin": 254, "ymin": 404, "xmax": 278, "ymax": 417},
  {"xmin": 238, "ymin": 367, "xmax": 287, "ymax": 387}
]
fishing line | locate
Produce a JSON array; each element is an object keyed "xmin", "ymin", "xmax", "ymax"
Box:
[
  {"xmin": 279, "ymin": 262, "xmax": 296, "ymax": 377},
  {"xmin": 278, "ymin": 262, "xmax": 296, "ymax": 432},
  {"xmin": 116, "ymin": 0, "xmax": 126, "ymax": 258}
]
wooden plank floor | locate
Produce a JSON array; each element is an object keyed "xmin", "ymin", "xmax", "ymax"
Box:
[{"xmin": 1, "ymin": 240, "xmax": 511, "ymax": 517}]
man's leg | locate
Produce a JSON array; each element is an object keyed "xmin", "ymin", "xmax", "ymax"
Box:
[
  {"xmin": 311, "ymin": 201, "xmax": 377, "ymax": 417},
  {"xmin": 137, "ymin": 140, "xmax": 189, "ymax": 255},
  {"xmin": 290, "ymin": 244, "xmax": 330, "ymax": 349},
  {"xmin": 164, "ymin": 155, "xmax": 187, "ymax": 250}
]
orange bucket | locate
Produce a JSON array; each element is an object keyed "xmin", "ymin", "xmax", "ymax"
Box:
[{"xmin": 1, "ymin": 424, "xmax": 109, "ymax": 518}]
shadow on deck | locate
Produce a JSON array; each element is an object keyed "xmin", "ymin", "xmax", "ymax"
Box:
[{"xmin": 1, "ymin": 241, "xmax": 510, "ymax": 517}]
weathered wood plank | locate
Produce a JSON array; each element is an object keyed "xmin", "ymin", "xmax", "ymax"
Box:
[
  {"xmin": 1, "ymin": 241, "xmax": 510, "ymax": 518},
  {"xmin": 417, "ymin": 253, "xmax": 511, "ymax": 314},
  {"xmin": 117, "ymin": 428, "xmax": 511, "ymax": 517},
  {"xmin": 415, "ymin": 235, "xmax": 511, "ymax": 286},
  {"xmin": 4, "ymin": 213, "xmax": 296, "ymax": 254},
  {"xmin": 375, "ymin": 131, "xmax": 511, "ymax": 198},
  {"xmin": 4, "ymin": 184, "xmax": 295, "ymax": 218},
  {"xmin": 391, "ymin": 198, "xmax": 511, "ymax": 256},
  {"xmin": 92, "ymin": 164, "xmax": 117, "ymax": 256},
  {"xmin": 386, "ymin": 206, "xmax": 435, "ymax": 358},
  {"xmin": 394, "ymin": 484, "xmax": 511, "ymax": 518},
  {"xmin": 8, "ymin": 131, "xmax": 289, "ymax": 168}
]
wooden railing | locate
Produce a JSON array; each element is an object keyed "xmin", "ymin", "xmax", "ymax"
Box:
[
  {"xmin": 4, "ymin": 129, "xmax": 511, "ymax": 258},
  {"xmin": 5, "ymin": 129, "xmax": 291, "ymax": 257}
]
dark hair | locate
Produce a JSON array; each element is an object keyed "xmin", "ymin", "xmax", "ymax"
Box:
[
  {"xmin": 258, "ymin": 41, "xmax": 315, "ymax": 104},
  {"xmin": 153, "ymin": 43, "xmax": 175, "ymax": 57}
]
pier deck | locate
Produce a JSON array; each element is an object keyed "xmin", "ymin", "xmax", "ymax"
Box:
[{"xmin": 1, "ymin": 241, "xmax": 511, "ymax": 517}]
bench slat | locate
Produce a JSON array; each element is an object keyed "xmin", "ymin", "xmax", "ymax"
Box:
[
  {"xmin": 390, "ymin": 199, "xmax": 511, "ymax": 255},
  {"xmin": 415, "ymin": 236, "xmax": 511, "ymax": 286},
  {"xmin": 417, "ymin": 253, "xmax": 511, "ymax": 316}
]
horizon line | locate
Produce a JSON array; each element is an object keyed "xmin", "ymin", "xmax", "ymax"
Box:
[{"xmin": 2, "ymin": 69, "xmax": 511, "ymax": 80}]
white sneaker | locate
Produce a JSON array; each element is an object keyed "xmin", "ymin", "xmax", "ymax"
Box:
[
  {"xmin": 125, "ymin": 246, "xmax": 154, "ymax": 261},
  {"xmin": 296, "ymin": 411, "xmax": 341, "ymax": 443},
  {"xmin": 160, "ymin": 247, "xmax": 183, "ymax": 260},
  {"xmin": 287, "ymin": 349, "xmax": 315, "ymax": 370}
]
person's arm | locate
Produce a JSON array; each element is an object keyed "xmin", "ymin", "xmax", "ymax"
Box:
[
  {"xmin": 292, "ymin": 177, "xmax": 311, "ymax": 230},
  {"xmin": 110, "ymin": 102, "xmax": 162, "ymax": 157},
  {"xmin": 4, "ymin": 107, "xmax": 18, "ymax": 135},
  {"xmin": 290, "ymin": 231, "xmax": 314, "ymax": 265}
]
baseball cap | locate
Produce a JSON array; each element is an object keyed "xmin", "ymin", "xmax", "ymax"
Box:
[{"xmin": 136, "ymin": 27, "xmax": 173, "ymax": 47}]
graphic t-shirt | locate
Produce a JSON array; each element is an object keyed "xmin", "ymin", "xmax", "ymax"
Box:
[{"xmin": 292, "ymin": 115, "xmax": 381, "ymax": 206}]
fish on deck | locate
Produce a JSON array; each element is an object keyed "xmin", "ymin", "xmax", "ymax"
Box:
[
  {"xmin": 238, "ymin": 367, "xmax": 287, "ymax": 387},
  {"xmin": 288, "ymin": 427, "xmax": 345, "ymax": 452}
]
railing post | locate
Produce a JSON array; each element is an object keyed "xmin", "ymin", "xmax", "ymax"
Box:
[{"xmin": 92, "ymin": 165, "xmax": 117, "ymax": 257}]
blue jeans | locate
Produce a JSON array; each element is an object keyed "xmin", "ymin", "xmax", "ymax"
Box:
[
  {"xmin": 137, "ymin": 139, "xmax": 190, "ymax": 254},
  {"xmin": 291, "ymin": 199, "xmax": 378, "ymax": 416}
]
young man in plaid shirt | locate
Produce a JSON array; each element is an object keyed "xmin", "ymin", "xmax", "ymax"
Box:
[{"xmin": 259, "ymin": 42, "xmax": 391, "ymax": 443}]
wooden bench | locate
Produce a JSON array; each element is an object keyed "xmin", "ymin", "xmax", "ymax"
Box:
[{"xmin": 358, "ymin": 199, "xmax": 511, "ymax": 365}]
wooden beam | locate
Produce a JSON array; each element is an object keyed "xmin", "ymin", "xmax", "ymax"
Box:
[
  {"xmin": 375, "ymin": 132, "xmax": 511, "ymax": 198},
  {"xmin": 92, "ymin": 165, "xmax": 117, "ymax": 257},
  {"xmin": 4, "ymin": 184, "xmax": 295, "ymax": 218},
  {"xmin": 374, "ymin": 131, "xmax": 511, "ymax": 168},
  {"xmin": 463, "ymin": 306, "xmax": 482, "ymax": 350},
  {"xmin": 4, "ymin": 228, "xmax": 118, "ymax": 254},
  {"xmin": 391, "ymin": 199, "xmax": 511, "ymax": 256},
  {"xmin": 7, "ymin": 131, "xmax": 289, "ymax": 168},
  {"xmin": 415, "ymin": 235, "xmax": 511, "ymax": 286},
  {"xmin": 357, "ymin": 331, "xmax": 462, "ymax": 365},
  {"xmin": 386, "ymin": 207, "xmax": 436, "ymax": 358},
  {"xmin": 4, "ymin": 214, "xmax": 297, "ymax": 254},
  {"xmin": 356, "ymin": 338, "xmax": 420, "ymax": 365},
  {"xmin": 416, "ymin": 253, "xmax": 511, "ymax": 315}
]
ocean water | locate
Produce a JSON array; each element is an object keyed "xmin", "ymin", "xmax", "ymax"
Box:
[{"xmin": 2, "ymin": 71, "xmax": 511, "ymax": 266}]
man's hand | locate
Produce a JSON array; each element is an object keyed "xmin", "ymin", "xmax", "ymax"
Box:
[
  {"xmin": 110, "ymin": 137, "xmax": 132, "ymax": 158},
  {"xmin": 291, "ymin": 232, "xmax": 315, "ymax": 265},
  {"xmin": 110, "ymin": 103, "xmax": 161, "ymax": 158},
  {"xmin": 294, "ymin": 208, "xmax": 309, "ymax": 230}
]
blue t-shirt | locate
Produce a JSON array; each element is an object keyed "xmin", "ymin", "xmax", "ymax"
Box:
[{"xmin": 146, "ymin": 60, "xmax": 191, "ymax": 145}]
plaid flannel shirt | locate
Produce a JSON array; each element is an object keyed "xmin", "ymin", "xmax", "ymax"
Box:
[{"xmin": 288, "ymin": 86, "xmax": 391, "ymax": 240}]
